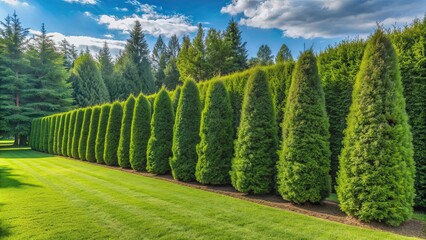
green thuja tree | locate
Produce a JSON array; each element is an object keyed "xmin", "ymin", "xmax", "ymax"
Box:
[
  {"xmin": 71, "ymin": 109, "xmax": 84, "ymax": 158},
  {"xmin": 170, "ymin": 80, "xmax": 201, "ymax": 181},
  {"xmin": 336, "ymin": 30, "xmax": 415, "ymax": 226},
  {"xmin": 67, "ymin": 111, "xmax": 77, "ymax": 157},
  {"xmin": 104, "ymin": 102, "xmax": 123, "ymax": 166},
  {"xmin": 78, "ymin": 108, "xmax": 92, "ymax": 161},
  {"xmin": 195, "ymin": 81, "xmax": 233, "ymax": 185},
  {"xmin": 52, "ymin": 116, "xmax": 59, "ymax": 154},
  {"xmin": 172, "ymin": 86, "xmax": 181, "ymax": 112},
  {"xmin": 130, "ymin": 94, "xmax": 151, "ymax": 171},
  {"xmin": 95, "ymin": 104, "xmax": 111, "ymax": 164},
  {"xmin": 62, "ymin": 112, "xmax": 71, "ymax": 156},
  {"xmin": 277, "ymin": 50, "xmax": 331, "ymax": 203},
  {"xmin": 48, "ymin": 116, "xmax": 56, "ymax": 154},
  {"xmin": 230, "ymin": 69, "xmax": 278, "ymax": 194},
  {"xmin": 118, "ymin": 95, "xmax": 136, "ymax": 168},
  {"xmin": 146, "ymin": 89, "xmax": 174, "ymax": 174},
  {"xmin": 86, "ymin": 106, "xmax": 101, "ymax": 162},
  {"xmin": 56, "ymin": 114, "xmax": 65, "ymax": 155},
  {"xmin": 40, "ymin": 118, "xmax": 47, "ymax": 152},
  {"xmin": 38, "ymin": 118, "xmax": 45, "ymax": 152}
]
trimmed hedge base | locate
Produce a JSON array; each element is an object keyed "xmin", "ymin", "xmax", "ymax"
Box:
[{"xmin": 29, "ymin": 38, "xmax": 416, "ymax": 226}]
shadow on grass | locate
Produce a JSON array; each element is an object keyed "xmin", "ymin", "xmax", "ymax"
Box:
[
  {"xmin": 0, "ymin": 203, "xmax": 11, "ymax": 238},
  {"xmin": 0, "ymin": 167, "xmax": 42, "ymax": 188}
]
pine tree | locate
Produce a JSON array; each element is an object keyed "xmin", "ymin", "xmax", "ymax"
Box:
[
  {"xmin": 277, "ymin": 50, "xmax": 331, "ymax": 203},
  {"xmin": 86, "ymin": 106, "xmax": 101, "ymax": 162},
  {"xmin": 118, "ymin": 95, "xmax": 135, "ymax": 168},
  {"xmin": 230, "ymin": 69, "xmax": 278, "ymax": 194},
  {"xmin": 95, "ymin": 104, "xmax": 111, "ymax": 164},
  {"xmin": 195, "ymin": 81, "xmax": 233, "ymax": 185},
  {"xmin": 78, "ymin": 107, "xmax": 92, "ymax": 160},
  {"xmin": 224, "ymin": 18, "xmax": 248, "ymax": 73},
  {"xmin": 98, "ymin": 42, "xmax": 114, "ymax": 101},
  {"xmin": 170, "ymin": 80, "xmax": 201, "ymax": 181},
  {"xmin": 146, "ymin": 88, "xmax": 174, "ymax": 174},
  {"xmin": 70, "ymin": 53, "xmax": 110, "ymax": 107},
  {"xmin": 104, "ymin": 101, "xmax": 123, "ymax": 166},
  {"xmin": 256, "ymin": 44, "xmax": 274, "ymax": 65},
  {"xmin": 61, "ymin": 112, "xmax": 71, "ymax": 156},
  {"xmin": 275, "ymin": 44, "xmax": 293, "ymax": 63},
  {"xmin": 67, "ymin": 111, "xmax": 77, "ymax": 157},
  {"xmin": 129, "ymin": 94, "xmax": 151, "ymax": 171},
  {"xmin": 336, "ymin": 30, "xmax": 415, "ymax": 226},
  {"xmin": 71, "ymin": 109, "xmax": 84, "ymax": 158}
]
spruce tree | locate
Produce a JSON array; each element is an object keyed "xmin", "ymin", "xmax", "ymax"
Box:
[
  {"xmin": 170, "ymin": 80, "xmax": 201, "ymax": 181},
  {"xmin": 78, "ymin": 107, "xmax": 92, "ymax": 160},
  {"xmin": 152, "ymin": 35, "xmax": 167, "ymax": 89},
  {"xmin": 95, "ymin": 104, "xmax": 111, "ymax": 164},
  {"xmin": 86, "ymin": 106, "xmax": 101, "ymax": 162},
  {"xmin": 67, "ymin": 111, "xmax": 77, "ymax": 157},
  {"xmin": 195, "ymin": 81, "xmax": 233, "ymax": 185},
  {"xmin": 277, "ymin": 50, "xmax": 331, "ymax": 203},
  {"xmin": 61, "ymin": 112, "xmax": 71, "ymax": 156},
  {"xmin": 275, "ymin": 44, "xmax": 293, "ymax": 63},
  {"xmin": 224, "ymin": 18, "xmax": 248, "ymax": 73},
  {"xmin": 336, "ymin": 30, "xmax": 415, "ymax": 226},
  {"xmin": 118, "ymin": 95, "xmax": 135, "ymax": 168},
  {"xmin": 130, "ymin": 94, "xmax": 151, "ymax": 171},
  {"xmin": 146, "ymin": 88, "xmax": 174, "ymax": 174},
  {"xmin": 104, "ymin": 102, "xmax": 123, "ymax": 166},
  {"xmin": 230, "ymin": 69, "xmax": 278, "ymax": 194},
  {"xmin": 98, "ymin": 42, "xmax": 115, "ymax": 101},
  {"xmin": 71, "ymin": 109, "xmax": 84, "ymax": 158}
]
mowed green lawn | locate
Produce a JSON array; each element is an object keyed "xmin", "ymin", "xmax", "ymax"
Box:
[{"xmin": 0, "ymin": 147, "xmax": 417, "ymax": 240}]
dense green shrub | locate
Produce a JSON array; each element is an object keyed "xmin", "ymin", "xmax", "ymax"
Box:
[
  {"xmin": 130, "ymin": 94, "xmax": 151, "ymax": 171},
  {"xmin": 95, "ymin": 104, "xmax": 111, "ymax": 164},
  {"xmin": 78, "ymin": 108, "xmax": 92, "ymax": 161},
  {"xmin": 195, "ymin": 81, "xmax": 233, "ymax": 185},
  {"xmin": 172, "ymin": 86, "xmax": 181, "ymax": 112},
  {"xmin": 38, "ymin": 118, "xmax": 45, "ymax": 152},
  {"xmin": 52, "ymin": 115, "xmax": 60, "ymax": 154},
  {"xmin": 318, "ymin": 39, "xmax": 365, "ymax": 188},
  {"xmin": 118, "ymin": 95, "xmax": 136, "ymax": 168},
  {"xmin": 71, "ymin": 109, "xmax": 84, "ymax": 158},
  {"xmin": 47, "ymin": 116, "xmax": 55, "ymax": 154},
  {"xmin": 62, "ymin": 112, "xmax": 71, "ymax": 156},
  {"xmin": 67, "ymin": 111, "xmax": 77, "ymax": 157},
  {"xmin": 277, "ymin": 51, "xmax": 331, "ymax": 203},
  {"xmin": 86, "ymin": 106, "xmax": 101, "ymax": 162},
  {"xmin": 29, "ymin": 119, "xmax": 36, "ymax": 149},
  {"xmin": 170, "ymin": 80, "xmax": 201, "ymax": 181},
  {"xmin": 146, "ymin": 89, "xmax": 174, "ymax": 174},
  {"xmin": 30, "ymin": 119, "xmax": 39, "ymax": 150},
  {"xmin": 56, "ymin": 114, "xmax": 64, "ymax": 155},
  {"xmin": 104, "ymin": 102, "xmax": 123, "ymax": 166},
  {"xmin": 230, "ymin": 69, "xmax": 278, "ymax": 194},
  {"xmin": 336, "ymin": 30, "xmax": 415, "ymax": 226},
  {"xmin": 390, "ymin": 18, "xmax": 426, "ymax": 207}
]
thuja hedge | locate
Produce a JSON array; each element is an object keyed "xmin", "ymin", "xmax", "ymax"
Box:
[
  {"xmin": 78, "ymin": 108, "xmax": 92, "ymax": 161},
  {"xmin": 95, "ymin": 104, "xmax": 111, "ymax": 164},
  {"xmin": 118, "ymin": 95, "xmax": 135, "ymax": 168},
  {"xmin": 130, "ymin": 94, "xmax": 151, "ymax": 171},
  {"xmin": 86, "ymin": 106, "xmax": 101, "ymax": 162},
  {"xmin": 104, "ymin": 101, "xmax": 123, "ymax": 166}
]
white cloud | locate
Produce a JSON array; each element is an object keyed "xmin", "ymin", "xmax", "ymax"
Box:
[
  {"xmin": 104, "ymin": 34, "xmax": 114, "ymax": 38},
  {"xmin": 0, "ymin": 0, "xmax": 29, "ymax": 7},
  {"xmin": 114, "ymin": 7, "xmax": 128, "ymax": 12},
  {"xmin": 97, "ymin": 3, "xmax": 197, "ymax": 37},
  {"xmin": 221, "ymin": 0, "xmax": 426, "ymax": 38},
  {"xmin": 29, "ymin": 29, "xmax": 125, "ymax": 57},
  {"xmin": 63, "ymin": 0, "xmax": 97, "ymax": 5}
]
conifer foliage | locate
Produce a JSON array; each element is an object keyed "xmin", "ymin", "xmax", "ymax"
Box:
[
  {"xmin": 78, "ymin": 107, "xmax": 92, "ymax": 160},
  {"xmin": 336, "ymin": 30, "xmax": 415, "ymax": 226},
  {"xmin": 170, "ymin": 80, "xmax": 201, "ymax": 181},
  {"xmin": 277, "ymin": 50, "xmax": 331, "ymax": 203},
  {"xmin": 129, "ymin": 94, "xmax": 151, "ymax": 171},
  {"xmin": 104, "ymin": 102, "xmax": 123, "ymax": 166},
  {"xmin": 195, "ymin": 81, "xmax": 233, "ymax": 185},
  {"xmin": 95, "ymin": 104, "xmax": 111, "ymax": 164},
  {"xmin": 230, "ymin": 69, "xmax": 278, "ymax": 194},
  {"xmin": 86, "ymin": 106, "xmax": 101, "ymax": 162},
  {"xmin": 71, "ymin": 109, "xmax": 84, "ymax": 158},
  {"xmin": 118, "ymin": 95, "xmax": 135, "ymax": 168},
  {"xmin": 146, "ymin": 89, "xmax": 174, "ymax": 174}
]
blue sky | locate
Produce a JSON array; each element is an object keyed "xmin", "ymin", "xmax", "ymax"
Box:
[{"xmin": 0, "ymin": 0, "xmax": 425, "ymax": 59}]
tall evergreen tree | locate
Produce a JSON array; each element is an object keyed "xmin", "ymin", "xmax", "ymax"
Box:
[
  {"xmin": 67, "ymin": 111, "xmax": 77, "ymax": 157},
  {"xmin": 56, "ymin": 114, "xmax": 65, "ymax": 155},
  {"xmin": 61, "ymin": 112, "xmax": 71, "ymax": 156},
  {"xmin": 78, "ymin": 107, "xmax": 92, "ymax": 160},
  {"xmin": 256, "ymin": 44, "xmax": 274, "ymax": 66},
  {"xmin": 129, "ymin": 94, "xmax": 151, "ymax": 171},
  {"xmin": 95, "ymin": 104, "xmax": 111, "ymax": 163},
  {"xmin": 170, "ymin": 80, "xmax": 201, "ymax": 181},
  {"xmin": 190, "ymin": 24, "xmax": 207, "ymax": 81},
  {"xmin": 98, "ymin": 42, "xmax": 114, "ymax": 101},
  {"xmin": 47, "ymin": 116, "xmax": 56, "ymax": 154},
  {"xmin": 275, "ymin": 44, "xmax": 293, "ymax": 63},
  {"xmin": 230, "ymin": 69, "xmax": 278, "ymax": 194},
  {"xmin": 86, "ymin": 106, "xmax": 101, "ymax": 162},
  {"xmin": 104, "ymin": 101, "xmax": 123, "ymax": 166},
  {"xmin": 163, "ymin": 35, "xmax": 180, "ymax": 90},
  {"xmin": 277, "ymin": 50, "xmax": 331, "ymax": 203},
  {"xmin": 146, "ymin": 88, "xmax": 174, "ymax": 174},
  {"xmin": 205, "ymin": 29, "xmax": 231, "ymax": 78},
  {"xmin": 59, "ymin": 39, "xmax": 78, "ymax": 70},
  {"xmin": 176, "ymin": 35, "xmax": 195, "ymax": 82},
  {"xmin": 52, "ymin": 115, "xmax": 60, "ymax": 154},
  {"xmin": 70, "ymin": 53, "xmax": 110, "ymax": 107},
  {"xmin": 336, "ymin": 30, "xmax": 415, "ymax": 226},
  {"xmin": 118, "ymin": 95, "xmax": 135, "ymax": 168},
  {"xmin": 224, "ymin": 18, "xmax": 248, "ymax": 73},
  {"xmin": 195, "ymin": 81, "xmax": 233, "ymax": 185},
  {"xmin": 71, "ymin": 109, "xmax": 84, "ymax": 158},
  {"xmin": 152, "ymin": 35, "xmax": 167, "ymax": 88}
]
